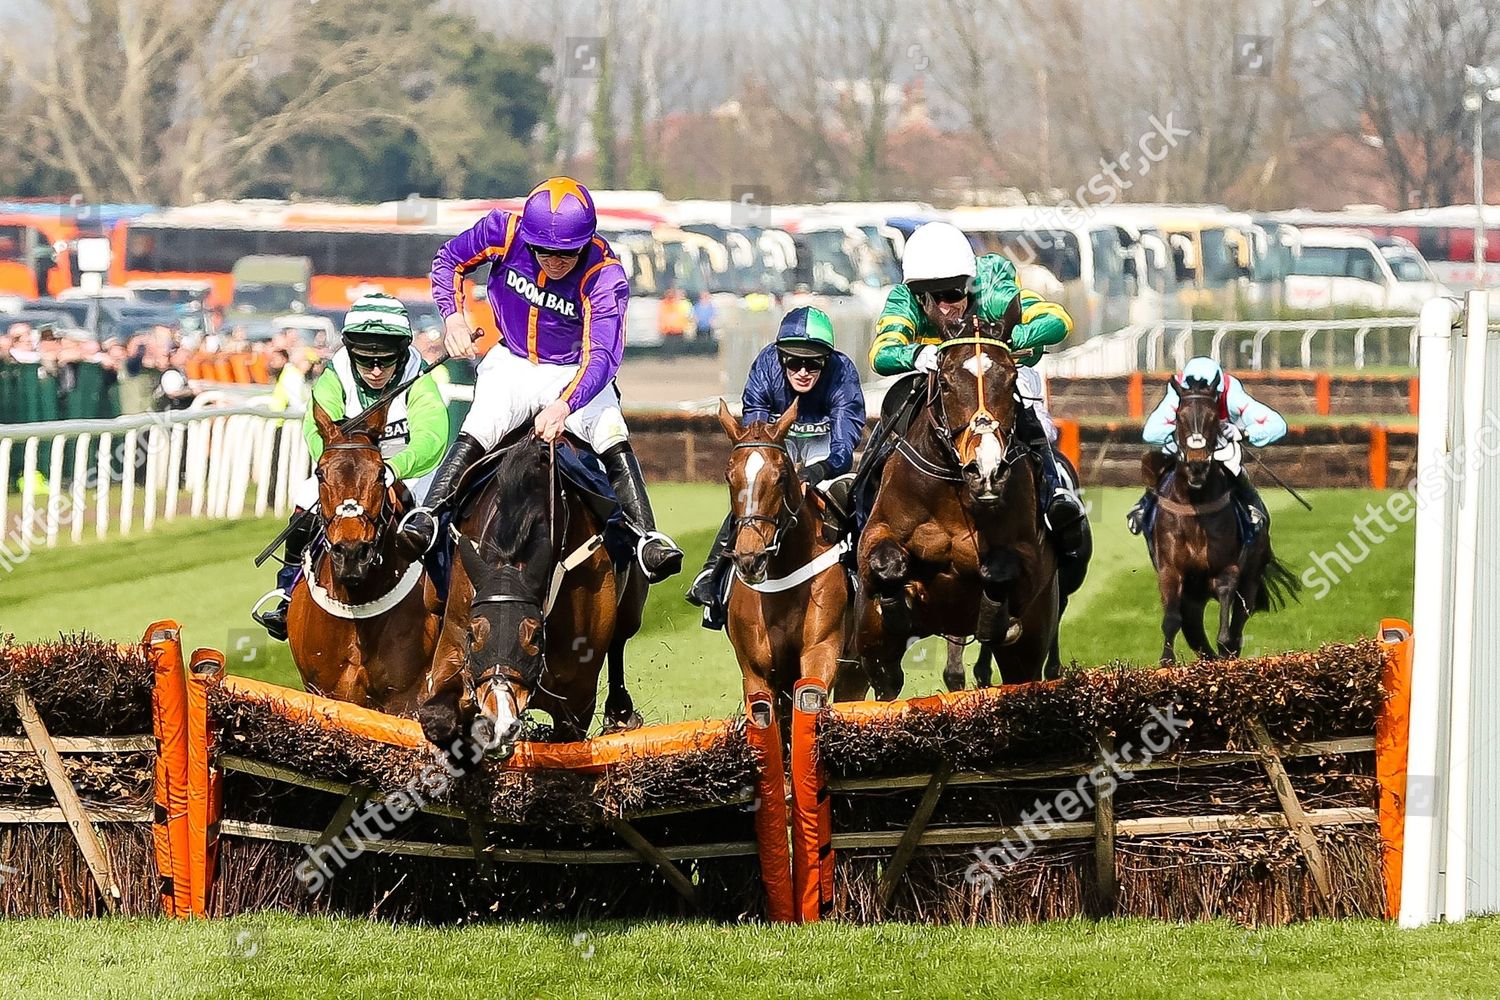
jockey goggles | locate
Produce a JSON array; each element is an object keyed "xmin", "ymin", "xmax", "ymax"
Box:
[
  {"xmin": 529, "ymin": 244, "xmax": 583, "ymax": 260},
  {"xmin": 779, "ymin": 352, "xmax": 826, "ymax": 373},
  {"xmin": 925, "ymin": 286, "xmax": 969, "ymax": 304},
  {"xmin": 350, "ymin": 349, "xmax": 404, "ymax": 372}
]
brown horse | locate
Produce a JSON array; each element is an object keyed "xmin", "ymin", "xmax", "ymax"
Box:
[
  {"xmin": 287, "ymin": 401, "xmax": 444, "ymax": 712},
  {"xmin": 856, "ymin": 315, "xmax": 1061, "ymax": 700},
  {"xmin": 715, "ymin": 399, "xmax": 863, "ymax": 722},
  {"xmin": 1146, "ymin": 376, "xmax": 1298, "ymax": 663},
  {"xmin": 416, "ymin": 431, "xmax": 646, "ymax": 754}
]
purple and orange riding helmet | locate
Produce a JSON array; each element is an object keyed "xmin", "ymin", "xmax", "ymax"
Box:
[{"xmin": 519, "ymin": 176, "xmax": 598, "ymax": 252}]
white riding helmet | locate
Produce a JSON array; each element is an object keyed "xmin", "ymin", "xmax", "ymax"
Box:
[{"xmin": 901, "ymin": 222, "xmax": 978, "ymax": 284}]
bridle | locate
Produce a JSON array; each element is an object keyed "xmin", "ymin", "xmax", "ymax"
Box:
[
  {"xmin": 730, "ymin": 439, "xmax": 802, "ymax": 558},
  {"xmin": 316, "ymin": 437, "xmax": 401, "ymax": 559},
  {"xmin": 919, "ymin": 335, "xmax": 1029, "ymax": 480},
  {"xmin": 1175, "ymin": 387, "xmax": 1222, "ymax": 456}
]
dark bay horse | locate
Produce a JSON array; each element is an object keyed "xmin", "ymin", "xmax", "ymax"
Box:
[
  {"xmin": 1147, "ymin": 375, "xmax": 1298, "ymax": 663},
  {"xmin": 288, "ymin": 401, "xmax": 444, "ymax": 713},
  {"xmin": 856, "ymin": 315, "xmax": 1063, "ymax": 700},
  {"xmin": 416, "ymin": 432, "xmax": 646, "ymax": 754},
  {"xmin": 716, "ymin": 399, "xmax": 863, "ymax": 722}
]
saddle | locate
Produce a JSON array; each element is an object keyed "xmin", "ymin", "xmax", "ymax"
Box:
[
  {"xmin": 1142, "ymin": 464, "xmax": 1254, "ymax": 561},
  {"xmin": 425, "ymin": 432, "xmax": 635, "ymax": 602}
]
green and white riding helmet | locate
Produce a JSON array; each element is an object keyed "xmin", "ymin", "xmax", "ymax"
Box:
[
  {"xmin": 775, "ymin": 306, "xmax": 836, "ymax": 360},
  {"xmin": 341, "ymin": 292, "xmax": 413, "ymax": 360}
]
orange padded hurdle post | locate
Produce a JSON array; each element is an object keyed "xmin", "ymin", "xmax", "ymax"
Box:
[
  {"xmin": 146, "ymin": 621, "xmax": 193, "ymax": 918},
  {"xmin": 1376, "ymin": 619, "xmax": 1415, "ymax": 920},
  {"xmin": 1056, "ymin": 419, "xmax": 1081, "ymax": 473},
  {"xmin": 744, "ymin": 693, "xmax": 795, "ymax": 923},
  {"xmin": 1314, "ymin": 373, "xmax": 1332, "ymax": 416},
  {"xmin": 186, "ymin": 648, "xmax": 226, "ymax": 918},
  {"xmin": 1368, "ymin": 425, "xmax": 1389, "ymax": 490},
  {"xmin": 1127, "ymin": 372, "xmax": 1145, "ymax": 420},
  {"xmin": 790, "ymin": 678, "xmax": 831, "ymax": 922}
]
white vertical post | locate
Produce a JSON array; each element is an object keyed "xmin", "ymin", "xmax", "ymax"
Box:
[
  {"xmin": 165, "ymin": 423, "xmax": 184, "ymax": 521},
  {"xmin": 143, "ymin": 424, "xmax": 161, "ymax": 532},
  {"xmin": 45, "ymin": 436, "xmax": 65, "ymax": 548},
  {"xmin": 1444, "ymin": 290, "xmax": 1492, "ymax": 921},
  {"xmin": 20, "ymin": 437, "xmax": 38, "ymax": 535},
  {"xmin": 1403, "ymin": 295, "xmax": 1461, "ymax": 928},
  {"xmin": 70, "ymin": 432, "xmax": 89, "ymax": 544},
  {"xmin": 188, "ymin": 421, "xmax": 208, "ymax": 518},
  {"xmin": 207, "ymin": 416, "xmax": 229, "ymax": 518},
  {"xmin": 0, "ymin": 437, "xmax": 11, "ymax": 533},
  {"xmin": 274, "ymin": 422, "xmax": 295, "ymax": 516},
  {"xmin": 253, "ymin": 419, "xmax": 276, "ymax": 517},
  {"xmin": 95, "ymin": 433, "xmax": 112, "ymax": 541},
  {"xmin": 119, "ymin": 429, "xmax": 138, "ymax": 537}
]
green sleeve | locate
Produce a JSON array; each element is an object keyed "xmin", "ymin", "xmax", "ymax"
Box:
[
  {"xmin": 302, "ymin": 369, "xmax": 347, "ymax": 461},
  {"xmin": 972, "ymin": 254, "xmax": 1021, "ymax": 320},
  {"xmin": 1010, "ymin": 289, "xmax": 1073, "ymax": 366},
  {"xmin": 870, "ymin": 283, "xmax": 927, "ymax": 376},
  {"xmin": 386, "ymin": 375, "xmax": 449, "ymax": 480}
]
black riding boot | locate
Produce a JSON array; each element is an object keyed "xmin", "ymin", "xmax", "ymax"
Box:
[
  {"xmin": 1232, "ymin": 469, "xmax": 1269, "ymax": 537},
  {"xmin": 687, "ymin": 513, "xmax": 733, "ymax": 608},
  {"xmin": 253, "ymin": 509, "xmax": 318, "ymax": 641},
  {"xmin": 1126, "ymin": 490, "xmax": 1156, "ymax": 536},
  {"xmin": 396, "ymin": 433, "xmax": 486, "ymax": 558},
  {"xmin": 602, "ymin": 442, "xmax": 684, "ymax": 582},
  {"xmin": 1019, "ymin": 408, "xmax": 1086, "ymax": 555}
]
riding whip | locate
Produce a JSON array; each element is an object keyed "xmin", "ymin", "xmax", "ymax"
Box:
[
  {"xmin": 1243, "ymin": 447, "xmax": 1313, "ymax": 511},
  {"xmin": 338, "ymin": 325, "xmax": 483, "ymax": 433}
]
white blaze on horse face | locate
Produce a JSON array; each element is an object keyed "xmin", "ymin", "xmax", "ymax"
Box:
[
  {"xmin": 962, "ymin": 352, "xmax": 993, "ymax": 377},
  {"xmin": 974, "ymin": 430, "xmax": 1003, "ymax": 479},
  {"xmin": 741, "ymin": 450, "xmax": 767, "ymax": 515},
  {"xmin": 1186, "ymin": 433, "xmax": 1207, "ymax": 450},
  {"xmin": 476, "ymin": 681, "xmax": 521, "ymax": 750}
]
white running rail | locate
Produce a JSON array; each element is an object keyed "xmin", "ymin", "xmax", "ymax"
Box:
[
  {"xmin": 1046, "ymin": 317, "xmax": 1421, "ymax": 376},
  {"xmin": 0, "ymin": 404, "xmax": 311, "ymax": 552}
]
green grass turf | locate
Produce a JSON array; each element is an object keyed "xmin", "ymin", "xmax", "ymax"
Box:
[
  {"xmin": 0, "ymin": 914, "xmax": 1495, "ymax": 999},
  {"xmin": 3, "ymin": 485, "xmax": 1414, "ymax": 723}
]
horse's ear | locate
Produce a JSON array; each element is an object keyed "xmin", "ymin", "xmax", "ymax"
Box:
[
  {"xmin": 716, "ymin": 398, "xmax": 741, "ymax": 442},
  {"xmin": 456, "ymin": 535, "xmax": 487, "ymax": 582},
  {"xmin": 770, "ymin": 398, "xmax": 799, "ymax": 442},
  {"xmin": 1003, "ymin": 293, "xmax": 1023, "ymax": 336},
  {"xmin": 362, "ymin": 397, "xmax": 391, "ymax": 439},
  {"xmin": 312, "ymin": 400, "xmax": 338, "ymax": 443},
  {"xmin": 1210, "ymin": 372, "xmax": 1222, "ymax": 394}
]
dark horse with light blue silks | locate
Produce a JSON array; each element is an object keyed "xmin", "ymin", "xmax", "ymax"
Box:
[{"xmin": 415, "ymin": 429, "xmax": 647, "ymax": 754}]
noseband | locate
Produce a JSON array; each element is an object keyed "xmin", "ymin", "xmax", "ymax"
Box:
[
  {"xmin": 730, "ymin": 440, "xmax": 801, "ymax": 557},
  {"xmin": 318, "ymin": 438, "xmax": 400, "ymax": 555}
]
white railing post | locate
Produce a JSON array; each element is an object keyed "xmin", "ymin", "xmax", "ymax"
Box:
[
  {"xmin": 95, "ymin": 433, "xmax": 112, "ymax": 541},
  {"xmin": 0, "ymin": 437, "xmax": 10, "ymax": 533},
  {"xmin": 70, "ymin": 432, "xmax": 89, "ymax": 544},
  {"xmin": 165, "ymin": 424, "xmax": 185, "ymax": 522},
  {"xmin": 1402, "ymin": 295, "xmax": 1462, "ymax": 928},
  {"xmin": 45, "ymin": 436, "xmax": 65, "ymax": 548},
  {"xmin": 20, "ymin": 436, "xmax": 38, "ymax": 536},
  {"xmin": 119, "ymin": 429, "xmax": 138, "ymax": 537},
  {"xmin": 144, "ymin": 423, "xmax": 162, "ymax": 532}
]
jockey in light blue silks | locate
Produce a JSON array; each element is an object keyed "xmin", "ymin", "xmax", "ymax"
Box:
[{"xmin": 1126, "ymin": 356, "xmax": 1288, "ymax": 537}]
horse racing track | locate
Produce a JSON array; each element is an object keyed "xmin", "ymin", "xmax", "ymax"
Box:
[{"xmin": 0, "ymin": 620, "xmax": 1416, "ymax": 928}]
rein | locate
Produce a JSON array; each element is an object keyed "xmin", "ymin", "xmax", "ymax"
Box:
[{"xmin": 914, "ymin": 336, "xmax": 1029, "ymax": 482}]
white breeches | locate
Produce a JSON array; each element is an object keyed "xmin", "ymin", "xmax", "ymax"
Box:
[
  {"xmin": 461, "ymin": 348, "xmax": 629, "ymax": 452},
  {"xmin": 1016, "ymin": 366, "xmax": 1056, "ymax": 444}
]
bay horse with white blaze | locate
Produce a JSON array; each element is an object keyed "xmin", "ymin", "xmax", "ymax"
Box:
[
  {"xmin": 856, "ymin": 311, "xmax": 1065, "ymax": 699},
  {"xmin": 287, "ymin": 401, "xmax": 444, "ymax": 712},
  {"xmin": 1146, "ymin": 374, "xmax": 1298, "ymax": 663},
  {"xmin": 416, "ymin": 431, "xmax": 646, "ymax": 755},
  {"xmin": 716, "ymin": 399, "xmax": 863, "ymax": 723}
]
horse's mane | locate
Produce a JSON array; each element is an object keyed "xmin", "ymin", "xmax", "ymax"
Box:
[{"xmin": 485, "ymin": 437, "xmax": 553, "ymax": 565}]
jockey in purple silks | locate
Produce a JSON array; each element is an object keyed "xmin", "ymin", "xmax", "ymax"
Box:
[{"xmin": 396, "ymin": 176, "xmax": 683, "ymax": 582}]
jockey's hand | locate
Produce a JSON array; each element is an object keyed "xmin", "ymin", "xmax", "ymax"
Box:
[
  {"xmin": 534, "ymin": 399, "xmax": 571, "ymax": 444},
  {"xmin": 443, "ymin": 313, "xmax": 477, "ymax": 359},
  {"xmin": 914, "ymin": 345, "xmax": 940, "ymax": 373}
]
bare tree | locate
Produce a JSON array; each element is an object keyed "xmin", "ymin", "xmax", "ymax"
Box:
[{"xmin": 1317, "ymin": 0, "xmax": 1500, "ymax": 208}]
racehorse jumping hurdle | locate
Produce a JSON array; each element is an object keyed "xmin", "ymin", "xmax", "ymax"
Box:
[
  {"xmin": 792, "ymin": 626, "xmax": 1414, "ymax": 926},
  {"xmin": 0, "ymin": 623, "xmax": 1413, "ymax": 927}
]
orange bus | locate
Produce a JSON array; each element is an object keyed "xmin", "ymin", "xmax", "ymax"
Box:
[{"xmin": 0, "ymin": 213, "xmax": 78, "ymax": 297}]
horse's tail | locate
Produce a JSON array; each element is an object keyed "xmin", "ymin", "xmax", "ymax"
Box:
[{"xmin": 1254, "ymin": 537, "xmax": 1301, "ymax": 612}]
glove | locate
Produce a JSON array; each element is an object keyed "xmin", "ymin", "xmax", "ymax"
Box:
[
  {"xmin": 914, "ymin": 345, "xmax": 939, "ymax": 373},
  {"xmin": 799, "ymin": 460, "xmax": 834, "ymax": 485},
  {"xmin": 383, "ymin": 463, "xmax": 399, "ymax": 488}
]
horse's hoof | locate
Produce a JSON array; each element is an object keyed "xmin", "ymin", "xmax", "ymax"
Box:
[
  {"xmin": 1002, "ymin": 620, "xmax": 1022, "ymax": 645},
  {"xmin": 603, "ymin": 710, "xmax": 644, "ymax": 733}
]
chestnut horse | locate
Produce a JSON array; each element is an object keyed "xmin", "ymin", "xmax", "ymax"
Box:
[
  {"xmin": 856, "ymin": 314, "xmax": 1063, "ymax": 699},
  {"xmin": 416, "ymin": 431, "xmax": 646, "ymax": 754},
  {"xmin": 1146, "ymin": 376, "xmax": 1298, "ymax": 663},
  {"xmin": 716, "ymin": 399, "xmax": 863, "ymax": 723},
  {"xmin": 288, "ymin": 401, "xmax": 444, "ymax": 712}
]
